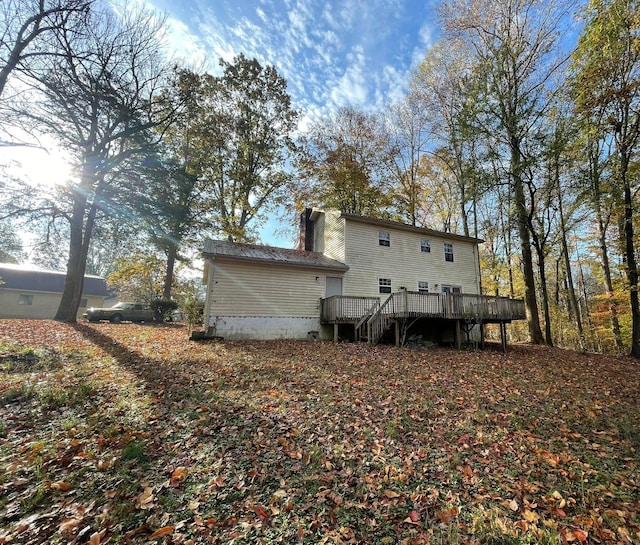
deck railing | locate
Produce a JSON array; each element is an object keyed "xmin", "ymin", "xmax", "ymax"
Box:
[
  {"xmin": 320, "ymin": 296, "xmax": 380, "ymax": 323},
  {"xmin": 321, "ymin": 292, "xmax": 526, "ymax": 324}
]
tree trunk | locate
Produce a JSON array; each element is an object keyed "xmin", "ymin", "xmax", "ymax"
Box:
[
  {"xmin": 536, "ymin": 247, "xmax": 553, "ymax": 346},
  {"xmin": 588, "ymin": 139, "xmax": 625, "ymax": 350},
  {"xmin": 54, "ymin": 192, "xmax": 98, "ymax": 323},
  {"xmin": 163, "ymin": 242, "xmax": 178, "ymax": 300},
  {"xmin": 622, "ymin": 172, "xmax": 640, "ymax": 357},
  {"xmin": 556, "ymin": 172, "xmax": 585, "ymax": 349},
  {"xmin": 512, "ymin": 149, "xmax": 544, "ymax": 344}
]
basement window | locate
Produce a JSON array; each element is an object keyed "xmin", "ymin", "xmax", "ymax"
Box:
[
  {"xmin": 18, "ymin": 294, "xmax": 33, "ymax": 305},
  {"xmin": 379, "ymin": 278, "xmax": 392, "ymax": 294}
]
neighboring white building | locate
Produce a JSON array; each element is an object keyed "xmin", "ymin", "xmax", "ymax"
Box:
[
  {"xmin": 202, "ymin": 209, "xmax": 524, "ymax": 345},
  {"xmin": 0, "ymin": 263, "xmax": 108, "ymax": 320}
]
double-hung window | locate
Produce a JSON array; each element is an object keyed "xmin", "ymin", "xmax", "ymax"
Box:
[
  {"xmin": 418, "ymin": 281, "xmax": 429, "ymax": 294},
  {"xmin": 444, "ymin": 242, "xmax": 454, "ymax": 262},
  {"xmin": 379, "ymin": 278, "xmax": 392, "ymax": 294},
  {"xmin": 378, "ymin": 231, "xmax": 390, "ymax": 247},
  {"xmin": 420, "ymin": 239, "xmax": 431, "ymax": 253}
]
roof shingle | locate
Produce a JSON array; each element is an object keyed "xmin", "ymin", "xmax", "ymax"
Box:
[{"xmin": 202, "ymin": 240, "xmax": 349, "ymax": 271}]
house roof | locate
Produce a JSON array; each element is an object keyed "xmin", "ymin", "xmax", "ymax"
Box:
[
  {"xmin": 0, "ymin": 263, "xmax": 109, "ymax": 296},
  {"xmin": 339, "ymin": 212, "xmax": 484, "ymax": 244},
  {"xmin": 202, "ymin": 240, "xmax": 349, "ymax": 271}
]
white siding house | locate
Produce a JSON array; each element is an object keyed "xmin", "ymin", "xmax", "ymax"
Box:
[
  {"xmin": 202, "ymin": 209, "xmax": 524, "ymax": 344},
  {"xmin": 202, "ymin": 240, "xmax": 348, "ymax": 340},
  {"xmin": 0, "ymin": 263, "xmax": 108, "ymax": 320}
]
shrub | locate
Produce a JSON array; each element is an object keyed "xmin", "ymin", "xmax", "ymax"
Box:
[{"xmin": 150, "ymin": 299, "xmax": 178, "ymax": 321}]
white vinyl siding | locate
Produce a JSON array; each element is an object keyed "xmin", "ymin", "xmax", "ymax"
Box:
[
  {"xmin": 322, "ymin": 210, "xmax": 346, "ymax": 263},
  {"xmin": 342, "ymin": 219, "xmax": 479, "ymax": 298},
  {"xmin": 0, "ymin": 291, "xmax": 104, "ymax": 319},
  {"xmin": 207, "ymin": 259, "xmax": 334, "ymax": 317}
]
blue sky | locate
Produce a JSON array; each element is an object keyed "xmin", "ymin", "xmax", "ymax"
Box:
[{"xmin": 147, "ymin": 0, "xmax": 439, "ymax": 246}]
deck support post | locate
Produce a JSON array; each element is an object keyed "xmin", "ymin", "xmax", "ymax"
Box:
[
  {"xmin": 455, "ymin": 320, "xmax": 461, "ymax": 349},
  {"xmin": 500, "ymin": 322, "xmax": 507, "ymax": 353},
  {"xmin": 395, "ymin": 321, "xmax": 400, "ymax": 347},
  {"xmin": 333, "ymin": 323, "xmax": 339, "ymax": 343}
]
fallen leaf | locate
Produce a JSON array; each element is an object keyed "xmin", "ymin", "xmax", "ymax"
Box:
[
  {"xmin": 136, "ymin": 487, "xmax": 155, "ymax": 509},
  {"xmin": 149, "ymin": 526, "xmax": 175, "ymax": 539},
  {"xmin": 88, "ymin": 529, "xmax": 106, "ymax": 545},
  {"xmin": 573, "ymin": 529, "xmax": 588, "ymax": 543},
  {"xmin": 253, "ymin": 504, "xmax": 270, "ymax": 523},
  {"xmin": 436, "ymin": 507, "xmax": 458, "ymax": 523}
]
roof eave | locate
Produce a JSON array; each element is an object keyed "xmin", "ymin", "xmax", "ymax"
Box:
[{"xmin": 339, "ymin": 213, "xmax": 484, "ymax": 244}]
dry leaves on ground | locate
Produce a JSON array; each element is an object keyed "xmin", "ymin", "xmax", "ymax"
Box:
[{"xmin": 0, "ymin": 320, "xmax": 638, "ymax": 544}]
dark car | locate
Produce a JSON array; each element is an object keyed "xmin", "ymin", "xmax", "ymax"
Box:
[{"xmin": 83, "ymin": 302, "xmax": 157, "ymax": 323}]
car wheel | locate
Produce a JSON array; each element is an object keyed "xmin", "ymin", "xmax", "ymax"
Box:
[{"xmin": 111, "ymin": 314, "xmax": 123, "ymax": 324}]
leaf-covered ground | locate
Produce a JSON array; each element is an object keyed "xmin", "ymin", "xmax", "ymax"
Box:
[{"xmin": 0, "ymin": 320, "xmax": 638, "ymax": 545}]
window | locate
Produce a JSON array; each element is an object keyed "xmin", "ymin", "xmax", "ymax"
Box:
[
  {"xmin": 80, "ymin": 298, "xmax": 88, "ymax": 308},
  {"xmin": 18, "ymin": 294, "xmax": 33, "ymax": 305},
  {"xmin": 379, "ymin": 278, "xmax": 392, "ymax": 294},
  {"xmin": 420, "ymin": 239, "xmax": 431, "ymax": 253},
  {"xmin": 444, "ymin": 242, "xmax": 454, "ymax": 262},
  {"xmin": 418, "ymin": 281, "xmax": 429, "ymax": 294},
  {"xmin": 441, "ymin": 285, "xmax": 462, "ymax": 294},
  {"xmin": 378, "ymin": 230, "xmax": 390, "ymax": 247}
]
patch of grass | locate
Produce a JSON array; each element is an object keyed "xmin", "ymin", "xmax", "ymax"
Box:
[
  {"xmin": 0, "ymin": 346, "xmax": 61, "ymax": 373},
  {"xmin": 121, "ymin": 439, "xmax": 148, "ymax": 462},
  {"xmin": 39, "ymin": 384, "xmax": 70, "ymax": 409},
  {"xmin": 21, "ymin": 485, "xmax": 49, "ymax": 513},
  {"xmin": 0, "ymin": 381, "xmax": 35, "ymax": 406}
]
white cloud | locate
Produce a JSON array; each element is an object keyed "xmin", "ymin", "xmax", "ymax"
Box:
[
  {"xmin": 329, "ymin": 46, "xmax": 368, "ymax": 108},
  {"xmin": 164, "ymin": 16, "xmax": 208, "ymax": 67}
]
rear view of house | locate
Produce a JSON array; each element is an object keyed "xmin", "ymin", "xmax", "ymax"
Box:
[
  {"xmin": 202, "ymin": 209, "xmax": 525, "ymax": 345},
  {"xmin": 0, "ymin": 263, "xmax": 108, "ymax": 320}
]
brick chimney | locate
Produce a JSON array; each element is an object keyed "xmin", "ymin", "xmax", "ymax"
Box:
[{"xmin": 297, "ymin": 208, "xmax": 315, "ymax": 251}]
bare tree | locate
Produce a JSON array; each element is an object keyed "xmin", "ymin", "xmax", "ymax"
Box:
[
  {"xmin": 381, "ymin": 94, "xmax": 431, "ymax": 226},
  {"xmin": 0, "ymin": 0, "xmax": 92, "ymax": 105},
  {"xmin": 438, "ymin": 0, "xmax": 573, "ymax": 344},
  {"xmin": 12, "ymin": 3, "xmax": 174, "ymax": 322}
]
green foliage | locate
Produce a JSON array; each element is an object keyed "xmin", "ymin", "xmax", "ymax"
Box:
[
  {"xmin": 150, "ymin": 299, "xmax": 178, "ymax": 320},
  {"xmin": 0, "ymin": 220, "xmax": 25, "ymax": 264},
  {"xmin": 150, "ymin": 57, "xmax": 298, "ymax": 245},
  {"xmin": 295, "ymin": 107, "xmax": 393, "ymax": 218},
  {"xmin": 107, "ymin": 254, "xmax": 165, "ymax": 303},
  {"xmin": 180, "ymin": 297, "xmax": 204, "ymax": 327}
]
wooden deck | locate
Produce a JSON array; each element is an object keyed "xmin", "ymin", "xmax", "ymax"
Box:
[{"xmin": 320, "ymin": 291, "xmax": 526, "ymax": 346}]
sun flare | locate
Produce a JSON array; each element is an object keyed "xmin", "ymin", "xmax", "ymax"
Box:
[{"xmin": 0, "ymin": 145, "xmax": 74, "ymax": 191}]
